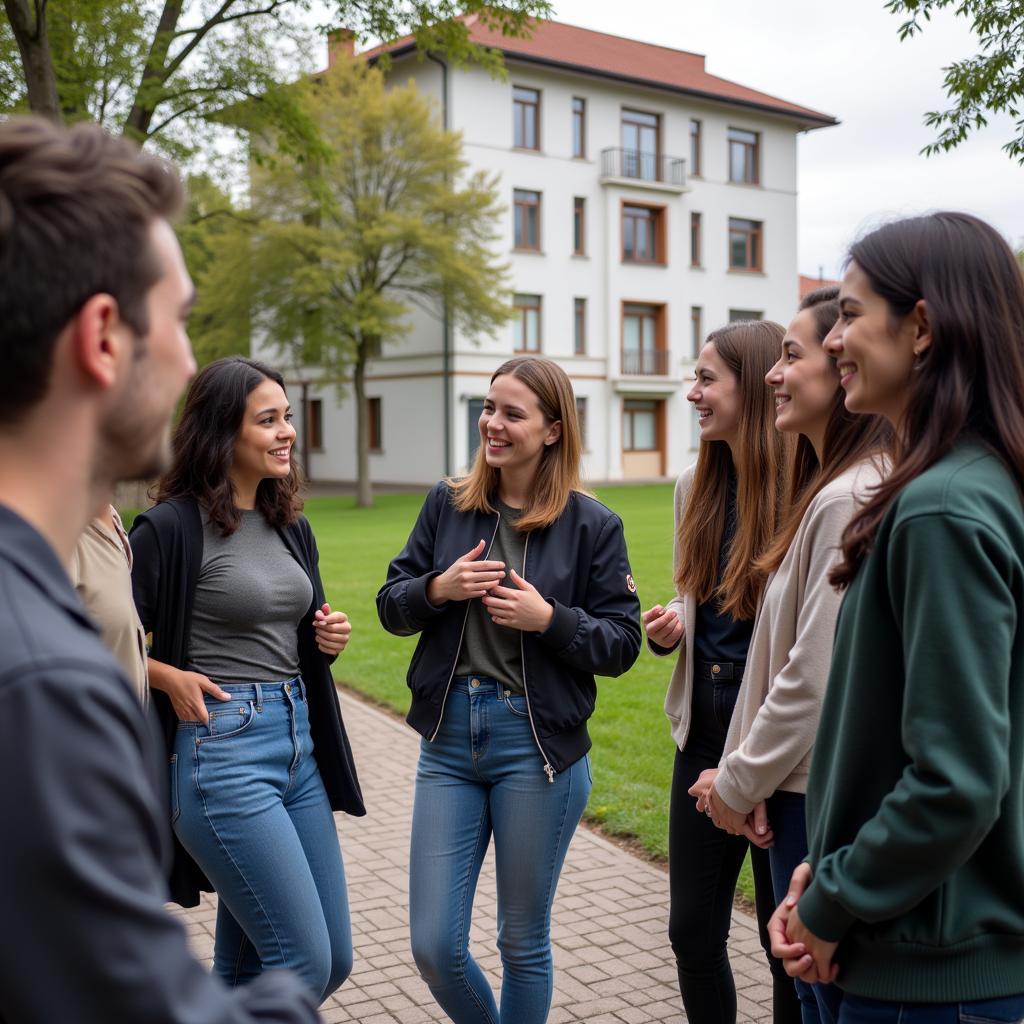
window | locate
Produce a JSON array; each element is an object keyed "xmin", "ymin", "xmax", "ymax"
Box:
[
  {"xmin": 622, "ymin": 302, "xmax": 666, "ymax": 375},
  {"xmin": 690, "ymin": 306, "xmax": 703, "ymax": 359},
  {"xmin": 729, "ymin": 308, "xmax": 764, "ymax": 321},
  {"xmin": 513, "ymin": 294, "xmax": 542, "ymax": 352},
  {"xmin": 690, "ymin": 212, "xmax": 702, "ymax": 267},
  {"xmin": 513, "ymin": 86, "xmax": 540, "ymax": 150},
  {"xmin": 572, "ymin": 97, "xmax": 586, "ymax": 159},
  {"xmin": 690, "ymin": 403, "xmax": 702, "ymax": 450},
  {"xmin": 575, "ymin": 396, "xmax": 587, "ymax": 449},
  {"xmin": 622, "ymin": 204, "xmax": 665, "ymax": 264},
  {"xmin": 690, "ymin": 118, "xmax": 702, "ymax": 176},
  {"xmin": 728, "ymin": 127, "xmax": 760, "ymax": 184},
  {"xmin": 729, "ymin": 217, "xmax": 763, "ymax": 271},
  {"xmin": 514, "ymin": 189, "xmax": 541, "ymax": 251},
  {"xmin": 621, "ymin": 108, "xmax": 660, "ymax": 180},
  {"xmin": 574, "ymin": 298, "xmax": 586, "ymax": 355},
  {"xmin": 307, "ymin": 398, "xmax": 323, "ymax": 450},
  {"xmin": 623, "ymin": 400, "xmax": 658, "ymax": 450},
  {"xmin": 467, "ymin": 397, "xmax": 485, "ymax": 465},
  {"xmin": 573, "ymin": 197, "xmax": 586, "ymax": 255},
  {"xmin": 368, "ymin": 397, "xmax": 382, "ymax": 452}
]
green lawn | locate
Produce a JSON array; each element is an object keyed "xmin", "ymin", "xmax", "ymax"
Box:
[{"xmin": 305, "ymin": 483, "xmax": 754, "ymax": 901}]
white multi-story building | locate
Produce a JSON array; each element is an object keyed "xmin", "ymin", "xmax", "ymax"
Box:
[{"xmin": 267, "ymin": 17, "xmax": 834, "ymax": 485}]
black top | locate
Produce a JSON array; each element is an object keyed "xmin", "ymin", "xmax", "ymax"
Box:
[
  {"xmin": 130, "ymin": 498, "xmax": 365, "ymax": 908},
  {"xmin": 0, "ymin": 504, "xmax": 318, "ymax": 1023},
  {"xmin": 693, "ymin": 473, "xmax": 754, "ymax": 666}
]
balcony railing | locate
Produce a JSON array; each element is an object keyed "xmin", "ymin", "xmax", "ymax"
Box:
[
  {"xmin": 601, "ymin": 147, "xmax": 687, "ymax": 188},
  {"xmin": 621, "ymin": 348, "xmax": 670, "ymax": 376}
]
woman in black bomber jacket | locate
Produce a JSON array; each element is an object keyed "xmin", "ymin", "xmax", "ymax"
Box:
[
  {"xmin": 377, "ymin": 356, "xmax": 641, "ymax": 1024},
  {"xmin": 130, "ymin": 357, "xmax": 364, "ymax": 1005}
]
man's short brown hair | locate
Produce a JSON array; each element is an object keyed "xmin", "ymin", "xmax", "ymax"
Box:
[{"xmin": 0, "ymin": 118, "xmax": 185, "ymax": 424}]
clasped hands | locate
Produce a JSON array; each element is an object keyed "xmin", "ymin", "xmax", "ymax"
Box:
[
  {"xmin": 768, "ymin": 863, "xmax": 839, "ymax": 985},
  {"xmin": 688, "ymin": 768, "xmax": 774, "ymax": 849},
  {"xmin": 426, "ymin": 539, "xmax": 554, "ymax": 632}
]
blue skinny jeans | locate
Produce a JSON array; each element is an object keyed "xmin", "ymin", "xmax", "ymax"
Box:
[
  {"xmin": 408, "ymin": 676, "xmax": 592, "ymax": 1024},
  {"xmin": 172, "ymin": 677, "xmax": 352, "ymax": 1003}
]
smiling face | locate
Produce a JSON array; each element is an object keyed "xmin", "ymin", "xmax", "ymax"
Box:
[
  {"xmin": 765, "ymin": 307, "xmax": 838, "ymax": 445},
  {"xmin": 824, "ymin": 261, "xmax": 927, "ymax": 425},
  {"xmin": 686, "ymin": 341, "xmax": 741, "ymax": 448},
  {"xmin": 230, "ymin": 377, "xmax": 296, "ymax": 495},
  {"xmin": 479, "ymin": 372, "xmax": 561, "ymax": 483}
]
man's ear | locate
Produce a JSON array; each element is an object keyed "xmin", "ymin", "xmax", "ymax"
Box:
[
  {"xmin": 72, "ymin": 293, "xmax": 126, "ymax": 390},
  {"xmin": 912, "ymin": 298, "xmax": 932, "ymax": 357}
]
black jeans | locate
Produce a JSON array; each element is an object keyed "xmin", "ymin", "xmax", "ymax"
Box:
[{"xmin": 668, "ymin": 661, "xmax": 800, "ymax": 1024}]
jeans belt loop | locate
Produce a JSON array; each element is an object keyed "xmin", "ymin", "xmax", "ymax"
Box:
[
  {"xmin": 296, "ymin": 676, "xmax": 306, "ymax": 702},
  {"xmin": 254, "ymin": 682, "xmax": 263, "ymax": 712}
]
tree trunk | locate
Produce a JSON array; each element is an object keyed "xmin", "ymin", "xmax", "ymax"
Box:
[
  {"xmin": 354, "ymin": 342, "xmax": 373, "ymax": 509},
  {"xmin": 4, "ymin": 0, "xmax": 61, "ymax": 120},
  {"xmin": 124, "ymin": 0, "xmax": 182, "ymax": 142}
]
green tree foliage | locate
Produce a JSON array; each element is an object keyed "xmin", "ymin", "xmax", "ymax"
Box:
[
  {"xmin": 200, "ymin": 60, "xmax": 511, "ymax": 506},
  {"xmin": 1, "ymin": 0, "xmax": 551, "ymax": 158},
  {"xmin": 886, "ymin": 0, "xmax": 1024, "ymax": 162}
]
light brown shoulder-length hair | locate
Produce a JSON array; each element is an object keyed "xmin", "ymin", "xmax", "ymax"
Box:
[
  {"xmin": 675, "ymin": 320, "xmax": 793, "ymax": 621},
  {"xmin": 450, "ymin": 356, "xmax": 586, "ymax": 532},
  {"xmin": 756, "ymin": 287, "xmax": 893, "ymax": 576}
]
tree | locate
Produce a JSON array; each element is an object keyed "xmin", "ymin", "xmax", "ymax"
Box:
[
  {"xmin": 1, "ymin": 0, "xmax": 552, "ymax": 157},
  {"xmin": 886, "ymin": 0, "xmax": 1024, "ymax": 163},
  {"xmin": 200, "ymin": 59, "xmax": 511, "ymax": 507}
]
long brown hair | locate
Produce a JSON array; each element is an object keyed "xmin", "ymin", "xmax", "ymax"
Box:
[
  {"xmin": 155, "ymin": 357, "xmax": 303, "ymax": 536},
  {"xmin": 757, "ymin": 287, "xmax": 893, "ymax": 575},
  {"xmin": 832, "ymin": 212, "xmax": 1024, "ymax": 587},
  {"xmin": 451, "ymin": 356, "xmax": 585, "ymax": 532},
  {"xmin": 675, "ymin": 320, "xmax": 794, "ymax": 620}
]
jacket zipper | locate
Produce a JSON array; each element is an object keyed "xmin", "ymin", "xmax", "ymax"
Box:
[
  {"xmin": 519, "ymin": 534, "xmax": 556, "ymax": 783},
  {"xmin": 429, "ymin": 513, "xmax": 502, "ymax": 742}
]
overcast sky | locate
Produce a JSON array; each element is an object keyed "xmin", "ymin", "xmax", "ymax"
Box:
[{"xmin": 546, "ymin": 0, "xmax": 1024, "ymax": 277}]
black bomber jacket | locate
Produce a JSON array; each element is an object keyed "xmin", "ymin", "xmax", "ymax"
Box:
[{"xmin": 376, "ymin": 483, "xmax": 642, "ymax": 778}]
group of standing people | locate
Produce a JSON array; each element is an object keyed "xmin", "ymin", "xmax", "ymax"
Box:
[{"xmin": 2, "ymin": 112, "xmax": 1024, "ymax": 1024}]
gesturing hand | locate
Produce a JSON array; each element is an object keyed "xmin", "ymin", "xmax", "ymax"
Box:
[
  {"xmin": 167, "ymin": 669, "xmax": 231, "ymax": 724},
  {"xmin": 643, "ymin": 604, "xmax": 683, "ymax": 648},
  {"xmin": 427, "ymin": 540, "xmax": 506, "ymax": 605},
  {"xmin": 314, "ymin": 602, "xmax": 352, "ymax": 656},
  {"xmin": 481, "ymin": 569, "xmax": 554, "ymax": 632}
]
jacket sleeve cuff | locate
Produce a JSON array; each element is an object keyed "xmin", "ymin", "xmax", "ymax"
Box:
[
  {"xmin": 712, "ymin": 766, "xmax": 755, "ymax": 816},
  {"xmin": 405, "ymin": 572, "xmax": 447, "ymax": 622},
  {"xmin": 538, "ymin": 599, "xmax": 579, "ymax": 651},
  {"xmin": 797, "ymin": 879, "xmax": 856, "ymax": 943}
]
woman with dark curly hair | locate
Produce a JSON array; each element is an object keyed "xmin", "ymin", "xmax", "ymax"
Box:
[{"xmin": 131, "ymin": 356, "xmax": 364, "ymax": 1004}]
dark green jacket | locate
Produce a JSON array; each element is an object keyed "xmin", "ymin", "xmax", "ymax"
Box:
[{"xmin": 800, "ymin": 444, "xmax": 1024, "ymax": 1001}]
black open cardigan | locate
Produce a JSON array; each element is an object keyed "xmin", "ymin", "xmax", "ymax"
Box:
[{"xmin": 129, "ymin": 498, "xmax": 365, "ymax": 908}]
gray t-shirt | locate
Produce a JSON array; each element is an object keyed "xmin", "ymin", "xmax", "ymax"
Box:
[
  {"xmin": 187, "ymin": 509, "xmax": 314, "ymax": 685},
  {"xmin": 454, "ymin": 500, "xmax": 527, "ymax": 693}
]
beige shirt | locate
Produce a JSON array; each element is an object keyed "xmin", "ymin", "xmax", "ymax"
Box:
[
  {"xmin": 715, "ymin": 458, "xmax": 886, "ymax": 812},
  {"xmin": 69, "ymin": 508, "xmax": 148, "ymax": 705}
]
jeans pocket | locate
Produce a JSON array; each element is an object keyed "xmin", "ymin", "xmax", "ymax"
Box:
[
  {"xmin": 204, "ymin": 700, "xmax": 257, "ymax": 741},
  {"xmin": 169, "ymin": 753, "xmax": 180, "ymax": 823},
  {"xmin": 503, "ymin": 692, "xmax": 530, "ymax": 718},
  {"xmin": 960, "ymin": 995, "xmax": 1024, "ymax": 1024}
]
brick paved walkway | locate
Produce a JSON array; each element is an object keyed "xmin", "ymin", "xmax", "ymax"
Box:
[{"xmin": 172, "ymin": 694, "xmax": 773, "ymax": 1023}]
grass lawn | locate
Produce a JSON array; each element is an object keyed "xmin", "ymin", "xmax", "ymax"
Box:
[{"xmin": 305, "ymin": 483, "xmax": 755, "ymax": 902}]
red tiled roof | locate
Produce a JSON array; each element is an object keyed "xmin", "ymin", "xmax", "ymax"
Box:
[
  {"xmin": 361, "ymin": 17, "xmax": 836, "ymax": 128},
  {"xmin": 799, "ymin": 274, "xmax": 842, "ymax": 299}
]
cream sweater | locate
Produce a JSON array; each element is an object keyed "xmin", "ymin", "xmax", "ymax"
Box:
[{"xmin": 715, "ymin": 458, "xmax": 885, "ymax": 813}]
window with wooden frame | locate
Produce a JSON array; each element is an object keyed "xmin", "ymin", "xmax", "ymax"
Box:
[
  {"xmin": 622, "ymin": 399, "xmax": 659, "ymax": 451},
  {"xmin": 621, "ymin": 302, "xmax": 667, "ymax": 375},
  {"xmin": 572, "ymin": 97, "xmax": 586, "ymax": 159},
  {"xmin": 620, "ymin": 108, "xmax": 660, "ymax": 180},
  {"xmin": 513, "ymin": 86, "xmax": 540, "ymax": 150},
  {"xmin": 574, "ymin": 297, "xmax": 586, "ymax": 355},
  {"xmin": 728, "ymin": 127, "xmax": 760, "ymax": 184},
  {"xmin": 367, "ymin": 397, "xmax": 382, "ymax": 452},
  {"xmin": 729, "ymin": 217, "xmax": 763, "ymax": 271},
  {"xmin": 690, "ymin": 211, "xmax": 702, "ymax": 267},
  {"xmin": 690, "ymin": 306, "xmax": 703, "ymax": 359},
  {"xmin": 513, "ymin": 189, "xmax": 541, "ymax": 251},
  {"xmin": 573, "ymin": 197, "xmax": 586, "ymax": 256},
  {"xmin": 513, "ymin": 294, "xmax": 542, "ymax": 352},
  {"xmin": 689, "ymin": 118, "xmax": 702, "ymax": 177},
  {"xmin": 307, "ymin": 398, "xmax": 324, "ymax": 451},
  {"xmin": 622, "ymin": 203, "xmax": 666, "ymax": 264}
]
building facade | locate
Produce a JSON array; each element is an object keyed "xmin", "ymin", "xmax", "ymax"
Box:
[{"xmin": 261, "ymin": 18, "xmax": 835, "ymax": 485}]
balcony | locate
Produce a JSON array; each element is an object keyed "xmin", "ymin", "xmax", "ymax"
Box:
[
  {"xmin": 621, "ymin": 348, "xmax": 671, "ymax": 376},
  {"xmin": 600, "ymin": 148, "xmax": 687, "ymax": 194}
]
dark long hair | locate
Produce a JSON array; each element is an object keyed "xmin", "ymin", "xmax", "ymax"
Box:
[
  {"xmin": 155, "ymin": 356, "xmax": 302, "ymax": 535},
  {"xmin": 832, "ymin": 212, "xmax": 1024, "ymax": 587},
  {"xmin": 757, "ymin": 287, "xmax": 893, "ymax": 575},
  {"xmin": 675, "ymin": 319, "xmax": 795, "ymax": 620}
]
